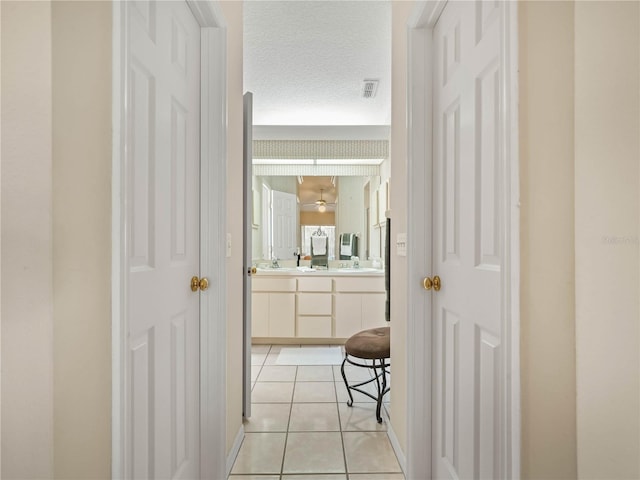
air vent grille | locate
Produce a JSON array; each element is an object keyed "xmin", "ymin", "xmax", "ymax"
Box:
[{"xmin": 362, "ymin": 79, "xmax": 379, "ymax": 99}]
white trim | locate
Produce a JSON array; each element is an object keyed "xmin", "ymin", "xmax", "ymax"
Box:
[
  {"xmin": 405, "ymin": 6, "xmax": 435, "ymax": 478},
  {"xmin": 406, "ymin": 3, "xmax": 444, "ymax": 478},
  {"xmin": 111, "ymin": 2, "xmax": 228, "ymax": 478},
  {"xmin": 253, "ymin": 125, "xmax": 391, "ymax": 141},
  {"xmin": 406, "ymin": 1, "xmax": 520, "ymax": 478},
  {"xmin": 386, "ymin": 418, "xmax": 407, "ymax": 475},
  {"xmin": 195, "ymin": 7, "xmax": 228, "ymax": 479},
  {"xmin": 111, "ymin": 2, "xmax": 127, "ymax": 476},
  {"xmin": 187, "ymin": 0, "xmax": 227, "ymax": 29},
  {"xmin": 502, "ymin": 2, "xmax": 521, "ymax": 477},
  {"xmin": 226, "ymin": 425, "xmax": 245, "ymax": 477}
]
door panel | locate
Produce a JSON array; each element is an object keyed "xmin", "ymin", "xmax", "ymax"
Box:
[
  {"xmin": 128, "ymin": 2, "xmax": 201, "ymax": 478},
  {"xmin": 432, "ymin": 2, "xmax": 502, "ymax": 479}
]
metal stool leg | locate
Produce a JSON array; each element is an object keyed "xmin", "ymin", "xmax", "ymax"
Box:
[
  {"xmin": 342, "ymin": 354, "xmax": 390, "ymax": 424},
  {"xmin": 340, "ymin": 354, "xmax": 355, "ymax": 407},
  {"xmin": 374, "ymin": 358, "xmax": 384, "ymax": 423}
]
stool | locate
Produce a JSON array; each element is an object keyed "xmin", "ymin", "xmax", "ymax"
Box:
[{"xmin": 340, "ymin": 326, "xmax": 390, "ymax": 423}]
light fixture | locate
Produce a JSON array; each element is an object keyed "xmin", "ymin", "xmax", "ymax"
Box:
[{"xmin": 315, "ymin": 189, "xmax": 328, "ymax": 211}]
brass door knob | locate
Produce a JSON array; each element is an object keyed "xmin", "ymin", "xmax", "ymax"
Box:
[
  {"xmin": 191, "ymin": 276, "xmax": 209, "ymax": 292},
  {"xmin": 250, "ymin": 266, "xmax": 257, "ymax": 275},
  {"xmin": 422, "ymin": 276, "xmax": 442, "ymax": 292}
]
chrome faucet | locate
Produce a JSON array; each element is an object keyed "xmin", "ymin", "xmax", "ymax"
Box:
[
  {"xmin": 272, "ymin": 257, "xmax": 280, "ymax": 268},
  {"xmin": 351, "ymin": 256, "xmax": 360, "ymax": 268}
]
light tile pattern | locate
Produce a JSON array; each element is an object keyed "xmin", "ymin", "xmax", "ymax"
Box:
[{"xmin": 230, "ymin": 345, "xmax": 404, "ymax": 479}]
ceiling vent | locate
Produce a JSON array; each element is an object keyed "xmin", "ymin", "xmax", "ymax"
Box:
[{"xmin": 362, "ymin": 79, "xmax": 379, "ymax": 99}]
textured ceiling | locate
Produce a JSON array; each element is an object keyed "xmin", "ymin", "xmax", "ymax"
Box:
[{"xmin": 244, "ymin": 1, "xmax": 392, "ymax": 127}]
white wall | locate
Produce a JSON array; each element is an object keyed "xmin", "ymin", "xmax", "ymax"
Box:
[
  {"xmin": 519, "ymin": 2, "xmax": 578, "ymax": 477},
  {"xmin": 575, "ymin": 2, "xmax": 640, "ymax": 477},
  {"xmin": 269, "ymin": 176, "xmax": 297, "ymax": 194},
  {"xmin": 336, "ymin": 176, "xmax": 366, "ymax": 256},
  {"xmin": 220, "ymin": 0, "xmax": 245, "ymax": 457},
  {"xmin": 51, "ymin": 2, "xmax": 112, "ymax": 477},
  {"xmin": 1, "ymin": 2, "xmax": 54, "ymax": 477},
  {"xmin": 252, "ymin": 175, "xmax": 263, "ymax": 260},
  {"xmin": 389, "ymin": 0, "xmax": 413, "ymax": 455},
  {"xmin": 1, "ymin": 4, "xmax": 112, "ymax": 477},
  {"xmin": 368, "ymin": 175, "xmax": 382, "ymax": 260},
  {"xmin": 0, "ymin": 5, "xmax": 2, "ymax": 471},
  {"xmin": 520, "ymin": 2, "xmax": 640, "ymax": 477}
]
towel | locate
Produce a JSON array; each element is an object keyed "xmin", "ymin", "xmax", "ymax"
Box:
[
  {"xmin": 340, "ymin": 233, "xmax": 353, "ymax": 256},
  {"xmin": 312, "ymin": 236, "xmax": 327, "ymax": 255}
]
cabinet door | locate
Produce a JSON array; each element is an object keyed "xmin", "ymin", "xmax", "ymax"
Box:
[
  {"xmin": 252, "ymin": 292, "xmax": 269, "ymax": 337},
  {"xmin": 298, "ymin": 316, "xmax": 332, "ymax": 338},
  {"xmin": 335, "ymin": 293, "xmax": 362, "ymax": 338},
  {"xmin": 269, "ymin": 293, "xmax": 295, "ymax": 337},
  {"xmin": 298, "ymin": 293, "xmax": 332, "ymax": 315},
  {"xmin": 361, "ymin": 293, "xmax": 386, "ymax": 330}
]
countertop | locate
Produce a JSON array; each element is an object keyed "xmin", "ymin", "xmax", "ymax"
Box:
[{"xmin": 254, "ymin": 267, "xmax": 384, "ymax": 277}]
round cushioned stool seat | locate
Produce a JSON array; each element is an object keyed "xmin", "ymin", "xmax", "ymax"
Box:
[{"xmin": 344, "ymin": 326, "xmax": 390, "ymax": 360}]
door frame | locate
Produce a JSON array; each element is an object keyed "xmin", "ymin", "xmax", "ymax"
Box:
[
  {"xmin": 111, "ymin": 1, "xmax": 228, "ymax": 478},
  {"xmin": 405, "ymin": 1, "xmax": 520, "ymax": 478}
]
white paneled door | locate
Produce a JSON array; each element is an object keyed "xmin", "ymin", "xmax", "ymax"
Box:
[
  {"xmin": 128, "ymin": 1, "xmax": 201, "ymax": 478},
  {"xmin": 272, "ymin": 190, "xmax": 298, "ymax": 260},
  {"xmin": 432, "ymin": 1, "xmax": 503, "ymax": 479}
]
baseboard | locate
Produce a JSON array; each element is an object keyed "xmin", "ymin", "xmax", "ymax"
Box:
[
  {"xmin": 226, "ymin": 424, "xmax": 245, "ymax": 477},
  {"xmin": 386, "ymin": 418, "xmax": 407, "ymax": 475}
]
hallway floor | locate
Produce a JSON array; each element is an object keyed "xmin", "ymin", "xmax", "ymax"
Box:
[{"xmin": 229, "ymin": 344, "xmax": 405, "ymax": 480}]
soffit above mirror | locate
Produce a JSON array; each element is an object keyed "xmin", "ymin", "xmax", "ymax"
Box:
[
  {"xmin": 254, "ymin": 139, "xmax": 387, "ymax": 161},
  {"xmin": 252, "ymin": 139, "xmax": 387, "ymax": 176}
]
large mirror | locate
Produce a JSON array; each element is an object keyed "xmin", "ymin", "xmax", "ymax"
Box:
[{"xmin": 252, "ymin": 174, "xmax": 388, "ymax": 263}]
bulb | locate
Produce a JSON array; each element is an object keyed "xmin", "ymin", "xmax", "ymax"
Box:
[{"xmin": 318, "ymin": 205, "xmax": 326, "ymax": 213}]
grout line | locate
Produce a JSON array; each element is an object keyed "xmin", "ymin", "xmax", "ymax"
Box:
[
  {"xmin": 248, "ymin": 344, "xmax": 402, "ymax": 480},
  {"xmin": 280, "ymin": 351, "xmax": 294, "ymax": 477}
]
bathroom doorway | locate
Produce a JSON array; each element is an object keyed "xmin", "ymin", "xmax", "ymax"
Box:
[{"xmin": 239, "ymin": 1, "xmax": 396, "ymax": 477}]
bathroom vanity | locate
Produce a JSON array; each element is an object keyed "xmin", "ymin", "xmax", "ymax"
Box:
[{"xmin": 251, "ymin": 268, "xmax": 386, "ymax": 343}]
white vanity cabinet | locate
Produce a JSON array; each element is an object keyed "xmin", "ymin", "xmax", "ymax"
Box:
[
  {"xmin": 252, "ymin": 278, "xmax": 296, "ymax": 337},
  {"xmin": 334, "ymin": 277, "xmax": 386, "ymax": 338},
  {"xmin": 252, "ymin": 271, "xmax": 386, "ymax": 341},
  {"xmin": 297, "ymin": 277, "xmax": 333, "ymax": 337}
]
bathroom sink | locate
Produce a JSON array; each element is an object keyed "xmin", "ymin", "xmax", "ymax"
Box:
[
  {"xmin": 254, "ymin": 266, "xmax": 382, "ymax": 274},
  {"xmin": 335, "ymin": 267, "xmax": 381, "ymax": 273},
  {"xmin": 256, "ymin": 267, "xmax": 298, "ymax": 272}
]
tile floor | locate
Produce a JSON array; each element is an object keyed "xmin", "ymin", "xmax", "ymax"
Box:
[{"xmin": 229, "ymin": 344, "xmax": 403, "ymax": 480}]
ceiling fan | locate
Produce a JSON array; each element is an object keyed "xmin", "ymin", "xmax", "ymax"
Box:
[{"xmin": 303, "ymin": 189, "xmax": 336, "ymax": 212}]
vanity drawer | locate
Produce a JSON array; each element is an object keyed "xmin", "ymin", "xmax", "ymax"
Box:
[
  {"xmin": 297, "ymin": 277, "xmax": 333, "ymax": 292},
  {"xmin": 334, "ymin": 277, "xmax": 384, "ymax": 293},
  {"xmin": 253, "ymin": 278, "xmax": 297, "ymax": 292},
  {"xmin": 297, "ymin": 293, "xmax": 332, "ymax": 315}
]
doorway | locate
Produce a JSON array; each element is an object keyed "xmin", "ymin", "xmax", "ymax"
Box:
[{"xmin": 241, "ymin": 1, "xmax": 395, "ymax": 476}]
